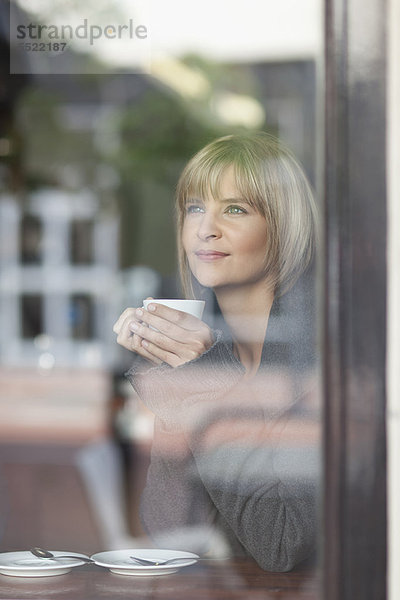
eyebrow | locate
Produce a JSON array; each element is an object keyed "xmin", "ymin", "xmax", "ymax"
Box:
[{"xmin": 185, "ymin": 196, "xmax": 250, "ymax": 205}]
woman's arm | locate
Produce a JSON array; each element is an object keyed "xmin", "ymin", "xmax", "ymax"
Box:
[
  {"xmin": 138, "ymin": 419, "xmax": 228, "ymax": 556},
  {"xmin": 119, "ymin": 298, "xmax": 319, "ymax": 570},
  {"xmin": 181, "ymin": 386, "xmax": 319, "ymax": 572},
  {"xmin": 128, "ymin": 338, "xmax": 319, "ymax": 571},
  {"xmin": 125, "ymin": 329, "xmax": 244, "ymax": 429}
]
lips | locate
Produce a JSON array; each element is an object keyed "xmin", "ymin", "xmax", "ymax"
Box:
[{"xmin": 194, "ymin": 250, "xmax": 229, "ymax": 261}]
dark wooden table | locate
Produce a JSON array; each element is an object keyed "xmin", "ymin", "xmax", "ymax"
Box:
[{"xmin": 0, "ymin": 559, "xmax": 318, "ymax": 599}]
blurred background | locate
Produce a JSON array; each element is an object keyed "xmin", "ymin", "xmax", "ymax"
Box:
[{"xmin": 0, "ymin": 0, "xmax": 322, "ymax": 553}]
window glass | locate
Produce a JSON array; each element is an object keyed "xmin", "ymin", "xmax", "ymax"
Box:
[
  {"xmin": 70, "ymin": 294, "xmax": 94, "ymax": 340},
  {"xmin": 70, "ymin": 220, "xmax": 93, "ymax": 264},
  {"xmin": 20, "ymin": 294, "xmax": 43, "ymax": 338},
  {"xmin": 2, "ymin": 2, "xmax": 322, "ymax": 595},
  {"xmin": 20, "ymin": 214, "xmax": 42, "ymax": 264}
]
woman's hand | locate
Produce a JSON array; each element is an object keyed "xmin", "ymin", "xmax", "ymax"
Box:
[
  {"xmin": 113, "ymin": 302, "xmax": 162, "ymax": 365},
  {"xmin": 113, "ymin": 300, "xmax": 214, "ymax": 367}
]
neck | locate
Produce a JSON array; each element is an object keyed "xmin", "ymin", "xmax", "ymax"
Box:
[{"xmin": 214, "ymin": 281, "xmax": 275, "ymax": 376}]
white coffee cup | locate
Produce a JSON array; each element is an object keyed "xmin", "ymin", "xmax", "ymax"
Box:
[{"xmin": 142, "ymin": 299, "xmax": 205, "ymax": 320}]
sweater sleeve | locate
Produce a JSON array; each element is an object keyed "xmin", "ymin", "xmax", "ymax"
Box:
[
  {"xmin": 182, "ymin": 386, "xmax": 319, "ymax": 571},
  {"xmin": 124, "ymin": 329, "xmax": 245, "ymax": 430},
  {"xmin": 138, "ymin": 419, "xmax": 228, "ymax": 557}
]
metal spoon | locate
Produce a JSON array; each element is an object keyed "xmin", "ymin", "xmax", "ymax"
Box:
[
  {"xmin": 30, "ymin": 547, "xmax": 94, "ymax": 563},
  {"xmin": 129, "ymin": 555, "xmax": 199, "ymax": 566}
]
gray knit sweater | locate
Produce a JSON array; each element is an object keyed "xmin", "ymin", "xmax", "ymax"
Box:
[{"xmin": 125, "ymin": 284, "xmax": 319, "ymax": 572}]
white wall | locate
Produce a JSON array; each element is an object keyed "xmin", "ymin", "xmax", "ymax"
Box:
[{"xmin": 387, "ymin": 0, "xmax": 400, "ymax": 597}]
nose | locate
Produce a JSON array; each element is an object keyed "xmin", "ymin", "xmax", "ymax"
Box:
[{"xmin": 196, "ymin": 210, "xmax": 222, "ymax": 241}]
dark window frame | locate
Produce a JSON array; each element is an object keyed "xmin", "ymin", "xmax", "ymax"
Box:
[{"xmin": 323, "ymin": 0, "xmax": 387, "ymax": 597}]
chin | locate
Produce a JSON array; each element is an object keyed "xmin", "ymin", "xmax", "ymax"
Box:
[
  {"xmin": 194, "ymin": 278, "xmax": 219, "ymax": 289},
  {"xmin": 191, "ymin": 267, "xmax": 240, "ymax": 290},
  {"xmin": 192, "ymin": 273, "xmax": 223, "ymax": 289},
  {"xmin": 197, "ymin": 278, "xmax": 237, "ymax": 292}
]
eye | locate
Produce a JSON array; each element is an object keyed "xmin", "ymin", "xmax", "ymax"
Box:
[
  {"xmin": 185, "ymin": 203, "xmax": 205, "ymax": 214},
  {"xmin": 225, "ymin": 205, "xmax": 247, "ymax": 215}
]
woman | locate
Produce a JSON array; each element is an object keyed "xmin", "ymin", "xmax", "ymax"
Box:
[{"xmin": 113, "ymin": 132, "xmax": 319, "ymax": 571}]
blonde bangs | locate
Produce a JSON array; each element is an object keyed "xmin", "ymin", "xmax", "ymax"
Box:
[{"xmin": 176, "ymin": 144, "xmax": 268, "ymax": 227}]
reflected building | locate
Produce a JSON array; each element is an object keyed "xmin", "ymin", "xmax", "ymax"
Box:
[
  {"xmin": 0, "ymin": 190, "xmax": 120, "ymax": 447},
  {"xmin": 0, "ymin": 189, "xmax": 118, "ymax": 369}
]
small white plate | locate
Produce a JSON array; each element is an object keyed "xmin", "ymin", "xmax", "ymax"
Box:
[
  {"xmin": 0, "ymin": 551, "xmax": 88, "ymax": 578},
  {"xmin": 91, "ymin": 549, "xmax": 199, "ymax": 577}
]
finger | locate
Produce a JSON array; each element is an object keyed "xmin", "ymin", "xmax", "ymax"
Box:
[
  {"xmin": 117, "ymin": 313, "xmax": 139, "ymax": 347},
  {"xmin": 113, "ymin": 308, "xmax": 135, "ymax": 333},
  {"xmin": 114, "ymin": 310, "xmax": 163, "ymax": 365},
  {"xmin": 129, "ymin": 330, "xmax": 163, "ymax": 364},
  {"xmin": 129, "ymin": 319, "xmax": 193, "ymax": 355},
  {"xmin": 142, "ymin": 303, "xmax": 201, "ymax": 330},
  {"xmin": 135, "ymin": 307, "xmax": 203, "ymax": 342},
  {"xmin": 134, "ymin": 341, "xmax": 163, "ymax": 365},
  {"xmin": 140, "ymin": 338, "xmax": 187, "ymax": 368},
  {"xmin": 130, "ymin": 312, "xmax": 213, "ymax": 358},
  {"xmin": 117, "ymin": 327, "xmax": 162, "ymax": 365},
  {"xmin": 138, "ymin": 329, "xmax": 207, "ymax": 365},
  {"xmin": 113, "ymin": 300, "xmax": 155, "ymax": 333},
  {"xmin": 130, "ymin": 330, "xmax": 142, "ymax": 352},
  {"xmin": 113, "ymin": 308, "xmax": 136, "ymax": 334},
  {"xmin": 116, "ymin": 312, "xmax": 148, "ymax": 353},
  {"xmin": 134, "ymin": 309, "xmax": 188, "ymax": 343}
]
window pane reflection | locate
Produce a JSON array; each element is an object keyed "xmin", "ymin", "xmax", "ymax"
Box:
[
  {"xmin": 70, "ymin": 220, "xmax": 93, "ymax": 265},
  {"xmin": 70, "ymin": 294, "xmax": 94, "ymax": 340},
  {"xmin": 20, "ymin": 294, "xmax": 43, "ymax": 338},
  {"xmin": 1, "ymin": 1, "xmax": 322, "ymax": 592},
  {"xmin": 20, "ymin": 214, "xmax": 42, "ymax": 264}
]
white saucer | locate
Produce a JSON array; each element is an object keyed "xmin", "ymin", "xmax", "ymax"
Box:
[
  {"xmin": 91, "ymin": 549, "xmax": 199, "ymax": 577},
  {"xmin": 0, "ymin": 551, "xmax": 88, "ymax": 578}
]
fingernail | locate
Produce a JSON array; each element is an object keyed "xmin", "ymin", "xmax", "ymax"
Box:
[
  {"xmin": 148, "ymin": 304, "xmax": 156, "ymax": 312},
  {"xmin": 129, "ymin": 322, "xmax": 139, "ymax": 331},
  {"xmin": 142, "ymin": 340, "xmax": 149, "ymax": 347},
  {"xmin": 136, "ymin": 308, "xmax": 143, "ymax": 317}
]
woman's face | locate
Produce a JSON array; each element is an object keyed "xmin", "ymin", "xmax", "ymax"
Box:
[{"xmin": 182, "ymin": 166, "xmax": 270, "ymax": 291}]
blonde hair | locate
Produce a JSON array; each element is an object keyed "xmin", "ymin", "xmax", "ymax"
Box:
[{"xmin": 176, "ymin": 132, "xmax": 318, "ymax": 298}]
